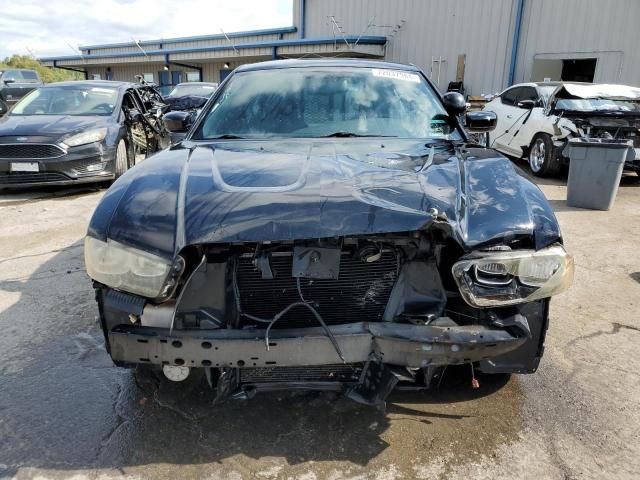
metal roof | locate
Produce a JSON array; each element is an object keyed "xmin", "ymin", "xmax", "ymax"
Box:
[
  {"xmin": 79, "ymin": 26, "xmax": 298, "ymax": 50},
  {"xmin": 39, "ymin": 36, "xmax": 387, "ymax": 63}
]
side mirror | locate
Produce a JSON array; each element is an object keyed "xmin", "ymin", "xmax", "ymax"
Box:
[
  {"xmin": 517, "ymin": 99, "xmax": 536, "ymax": 109},
  {"xmin": 164, "ymin": 110, "xmax": 193, "ymax": 133},
  {"xmin": 442, "ymin": 92, "xmax": 466, "ymax": 116},
  {"xmin": 3, "ymin": 79, "xmax": 15, "ymax": 85},
  {"xmin": 466, "ymin": 111, "xmax": 497, "ymax": 133}
]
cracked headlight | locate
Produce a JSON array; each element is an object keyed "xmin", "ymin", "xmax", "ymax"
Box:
[
  {"xmin": 84, "ymin": 236, "xmax": 184, "ymax": 299},
  {"xmin": 452, "ymin": 245, "xmax": 574, "ymax": 307},
  {"xmin": 63, "ymin": 128, "xmax": 108, "ymax": 147}
]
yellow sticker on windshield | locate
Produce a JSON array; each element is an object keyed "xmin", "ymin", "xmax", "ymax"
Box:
[{"xmin": 371, "ymin": 69, "xmax": 421, "ymax": 83}]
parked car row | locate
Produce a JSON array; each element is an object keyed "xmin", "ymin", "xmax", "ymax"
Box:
[
  {"xmin": 0, "ymin": 79, "xmax": 176, "ymax": 188},
  {"xmin": 0, "ymin": 76, "xmax": 225, "ymax": 189}
]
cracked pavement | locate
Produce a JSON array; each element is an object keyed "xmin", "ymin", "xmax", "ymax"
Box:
[{"xmin": 1, "ymin": 171, "xmax": 639, "ymax": 480}]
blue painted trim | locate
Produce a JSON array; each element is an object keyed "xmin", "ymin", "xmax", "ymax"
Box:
[
  {"xmin": 78, "ymin": 26, "xmax": 298, "ymax": 50},
  {"xmin": 39, "ymin": 36, "xmax": 387, "ymax": 63},
  {"xmin": 299, "ymin": 0, "xmax": 306, "ymax": 39},
  {"xmin": 507, "ymin": 0, "xmax": 526, "ymax": 86}
]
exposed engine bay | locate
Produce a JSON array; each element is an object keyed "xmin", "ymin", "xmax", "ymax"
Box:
[
  {"xmin": 95, "ymin": 232, "xmax": 558, "ymax": 407},
  {"xmin": 549, "ymin": 84, "xmax": 640, "ymax": 169},
  {"xmin": 124, "ymin": 80, "xmax": 170, "ymax": 158}
]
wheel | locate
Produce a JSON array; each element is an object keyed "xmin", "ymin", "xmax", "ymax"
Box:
[
  {"xmin": 114, "ymin": 138, "xmax": 130, "ymax": 178},
  {"xmin": 528, "ymin": 133, "xmax": 560, "ymax": 177}
]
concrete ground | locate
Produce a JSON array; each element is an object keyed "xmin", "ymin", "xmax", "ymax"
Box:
[{"xmin": 0, "ymin": 167, "xmax": 639, "ymax": 480}]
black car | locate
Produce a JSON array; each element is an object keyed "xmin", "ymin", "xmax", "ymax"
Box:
[
  {"xmin": 0, "ymin": 80, "xmax": 170, "ymax": 189},
  {"xmin": 85, "ymin": 60, "xmax": 573, "ymax": 406},
  {"xmin": 163, "ymin": 81, "xmax": 218, "ymax": 111},
  {"xmin": 0, "ymin": 68, "xmax": 43, "ymax": 115}
]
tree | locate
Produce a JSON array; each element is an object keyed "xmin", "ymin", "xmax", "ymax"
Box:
[{"xmin": 0, "ymin": 55, "xmax": 83, "ymax": 83}]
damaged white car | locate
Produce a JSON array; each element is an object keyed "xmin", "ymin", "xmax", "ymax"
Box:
[{"xmin": 485, "ymin": 82, "xmax": 640, "ymax": 176}]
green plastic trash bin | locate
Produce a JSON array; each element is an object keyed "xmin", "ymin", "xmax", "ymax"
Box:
[{"xmin": 566, "ymin": 138, "xmax": 630, "ymax": 211}]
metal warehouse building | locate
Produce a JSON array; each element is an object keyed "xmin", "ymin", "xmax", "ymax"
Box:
[{"xmin": 40, "ymin": 0, "xmax": 640, "ymax": 95}]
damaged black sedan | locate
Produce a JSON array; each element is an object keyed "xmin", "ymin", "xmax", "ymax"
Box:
[
  {"xmin": 0, "ymin": 80, "xmax": 169, "ymax": 188},
  {"xmin": 85, "ymin": 60, "xmax": 573, "ymax": 406}
]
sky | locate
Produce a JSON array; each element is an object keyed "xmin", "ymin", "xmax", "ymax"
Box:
[{"xmin": 0, "ymin": 0, "xmax": 293, "ymax": 59}]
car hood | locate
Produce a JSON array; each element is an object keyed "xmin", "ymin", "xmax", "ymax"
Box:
[
  {"xmin": 0, "ymin": 114, "xmax": 111, "ymax": 141},
  {"xmin": 88, "ymin": 139, "xmax": 561, "ymax": 258}
]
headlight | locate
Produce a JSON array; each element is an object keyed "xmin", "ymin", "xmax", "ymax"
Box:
[
  {"xmin": 63, "ymin": 128, "xmax": 108, "ymax": 147},
  {"xmin": 84, "ymin": 236, "xmax": 184, "ymax": 299},
  {"xmin": 452, "ymin": 245, "xmax": 574, "ymax": 307}
]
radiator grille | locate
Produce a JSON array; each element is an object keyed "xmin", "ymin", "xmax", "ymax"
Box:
[
  {"xmin": 236, "ymin": 251, "xmax": 398, "ymax": 328},
  {"xmin": 0, "ymin": 144, "xmax": 65, "ymax": 159},
  {"xmin": 0, "ymin": 172, "xmax": 69, "ymax": 184},
  {"xmin": 240, "ymin": 364, "xmax": 363, "ymax": 384}
]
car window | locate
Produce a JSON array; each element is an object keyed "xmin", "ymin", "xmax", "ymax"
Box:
[
  {"xmin": 194, "ymin": 67, "xmax": 460, "ymax": 140},
  {"xmin": 518, "ymin": 87, "xmax": 539, "ymax": 104},
  {"xmin": 21, "ymin": 71, "xmax": 39, "ymax": 82},
  {"xmin": 2, "ymin": 70, "xmax": 23, "ymax": 82},
  {"xmin": 501, "ymin": 87, "xmax": 520, "ymax": 106},
  {"xmin": 12, "ymin": 86, "xmax": 119, "ymax": 116}
]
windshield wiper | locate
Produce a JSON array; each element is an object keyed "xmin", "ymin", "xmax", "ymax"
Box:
[{"xmin": 321, "ymin": 131, "xmax": 397, "ymax": 138}]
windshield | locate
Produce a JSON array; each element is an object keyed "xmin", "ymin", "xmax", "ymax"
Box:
[
  {"xmin": 11, "ymin": 86, "xmax": 119, "ymax": 116},
  {"xmin": 555, "ymin": 97, "xmax": 640, "ymax": 113},
  {"xmin": 168, "ymin": 84, "xmax": 217, "ymax": 97},
  {"xmin": 193, "ymin": 67, "xmax": 459, "ymax": 140}
]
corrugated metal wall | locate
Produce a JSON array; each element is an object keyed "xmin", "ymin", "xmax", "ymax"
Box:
[
  {"xmin": 515, "ymin": 0, "xmax": 640, "ymax": 85},
  {"xmin": 303, "ymin": 0, "xmax": 516, "ymax": 94},
  {"xmin": 73, "ymin": 1, "xmax": 640, "ymax": 93},
  {"xmin": 86, "ymin": 60, "xmax": 249, "ymax": 84},
  {"xmin": 302, "ymin": 0, "xmax": 640, "ymax": 94}
]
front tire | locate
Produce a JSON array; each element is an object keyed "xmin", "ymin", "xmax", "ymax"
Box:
[
  {"xmin": 114, "ymin": 138, "xmax": 130, "ymax": 178},
  {"xmin": 528, "ymin": 133, "xmax": 560, "ymax": 177}
]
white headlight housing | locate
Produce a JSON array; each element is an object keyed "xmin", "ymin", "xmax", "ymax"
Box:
[
  {"xmin": 452, "ymin": 245, "xmax": 574, "ymax": 307},
  {"xmin": 63, "ymin": 128, "xmax": 108, "ymax": 147},
  {"xmin": 84, "ymin": 236, "xmax": 184, "ymax": 299}
]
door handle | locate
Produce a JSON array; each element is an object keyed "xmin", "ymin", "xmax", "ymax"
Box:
[{"xmin": 506, "ymin": 114, "xmax": 513, "ymax": 119}]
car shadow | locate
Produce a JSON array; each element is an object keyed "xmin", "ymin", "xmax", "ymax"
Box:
[
  {"xmin": 0, "ymin": 183, "xmax": 107, "ymax": 207},
  {"xmin": 0, "ymin": 241, "xmax": 523, "ymax": 478}
]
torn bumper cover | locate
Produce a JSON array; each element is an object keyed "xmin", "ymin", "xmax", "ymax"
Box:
[{"xmin": 109, "ymin": 318, "xmax": 529, "ymax": 369}]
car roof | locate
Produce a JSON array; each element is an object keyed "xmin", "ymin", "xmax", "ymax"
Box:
[
  {"xmin": 42, "ymin": 80, "xmax": 135, "ymax": 90},
  {"xmin": 236, "ymin": 58, "xmax": 420, "ymax": 73}
]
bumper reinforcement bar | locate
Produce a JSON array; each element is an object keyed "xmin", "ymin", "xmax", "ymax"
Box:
[{"xmin": 109, "ymin": 317, "xmax": 529, "ymax": 369}]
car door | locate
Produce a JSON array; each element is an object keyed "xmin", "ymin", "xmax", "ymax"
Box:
[
  {"xmin": 507, "ymin": 86, "xmax": 549, "ymax": 156},
  {"xmin": 488, "ymin": 87, "xmax": 526, "ymax": 154}
]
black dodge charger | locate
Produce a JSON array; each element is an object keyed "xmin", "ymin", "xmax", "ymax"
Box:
[
  {"xmin": 0, "ymin": 80, "xmax": 169, "ymax": 189},
  {"xmin": 85, "ymin": 60, "xmax": 573, "ymax": 406}
]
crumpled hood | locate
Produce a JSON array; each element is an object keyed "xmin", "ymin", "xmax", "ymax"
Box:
[
  {"xmin": 557, "ymin": 83, "xmax": 640, "ymax": 100},
  {"xmin": 0, "ymin": 114, "xmax": 110, "ymax": 140},
  {"xmin": 89, "ymin": 139, "xmax": 561, "ymax": 258}
]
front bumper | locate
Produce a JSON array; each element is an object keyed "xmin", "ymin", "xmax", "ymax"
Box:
[
  {"xmin": 108, "ymin": 320, "xmax": 529, "ymax": 369},
  {"xmin": 0, "ymin": 142, "xmax": 116, "ymax": 188}
]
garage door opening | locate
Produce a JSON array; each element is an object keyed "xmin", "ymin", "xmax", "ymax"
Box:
[
  {"xmin": 561, "ymin": 58, "xmax": 597, "ymax": 82},
  {"xmin": 531, "ymin": 57, "xmax": 597, "ymax": 83}
]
